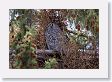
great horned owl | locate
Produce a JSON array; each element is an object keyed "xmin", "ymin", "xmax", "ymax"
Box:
[{"xmin": 45, "ymin": 23, "xmax": 67, "ymax": 54}]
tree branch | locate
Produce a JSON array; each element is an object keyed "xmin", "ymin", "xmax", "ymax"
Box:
[{"xmin": 36, "ymin": 49, "xmax": 60, "ymax": 55}]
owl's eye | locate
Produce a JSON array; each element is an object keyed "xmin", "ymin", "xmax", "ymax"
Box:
[
  {"xmin": 12, "ymin": 35, "xmax": 14, "ymax": 38},
  {"xmin": 18, "ymin": 39, "xmax": 20, "ymax": 41}
]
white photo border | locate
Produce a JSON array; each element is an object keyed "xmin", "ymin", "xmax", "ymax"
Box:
[{"xmin": 0, "ymin": 0, "xmax": 108, "ymax": 78}]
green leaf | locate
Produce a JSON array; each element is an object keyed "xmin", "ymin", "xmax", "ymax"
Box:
[{"xmin": 45, "ymin": 61, "xmax": 51, "ymax": 69}]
